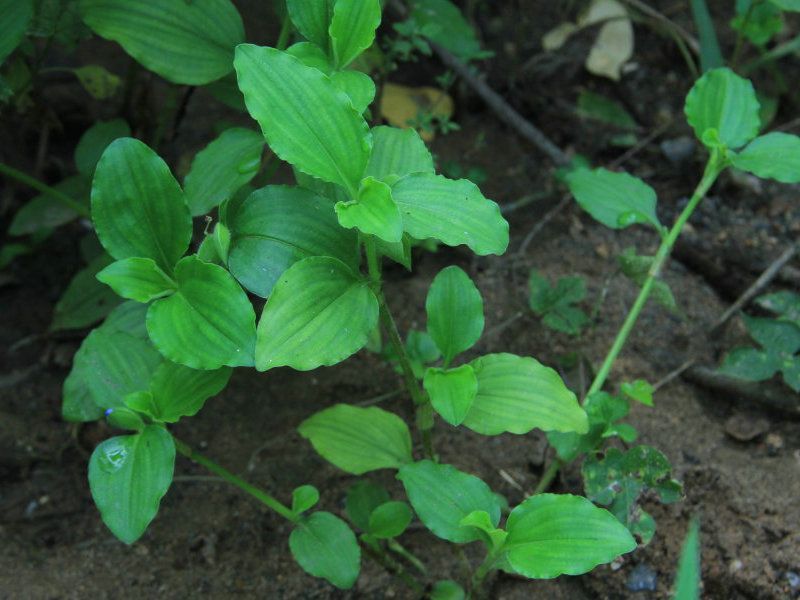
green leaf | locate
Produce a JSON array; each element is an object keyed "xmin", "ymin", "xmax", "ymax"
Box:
[
  {"xmin": 368, "ymin": 501, "xmax": 413, "ymax": 539},
  {"xmin": 183, "ymin": 128, "xmax": 264, "ymax": 216},
  {"xmin": 566, "ymin": 168, "xmax": 660, "ymax": 230},
  {"xmin": 335, "ymin": 176, "xmax": 403, "ymax": 242},
  {"xmin": 255, "ymin": 257, "xmax": 378, "ymax": 371},
  {"xmin": 528, "ymin": 272, "xmax": 589, "ymax": 336},
  {"xmin": 147, "ymin": 361, "xmax": 232, "ymax": 422},
  {"xmin": 329, "ymin": 0, "xmax": 381, "ymax": 69},
  {"xmin": 547, "ymin": 391, "xmax": 631, "ymax": 461},
  {"xmin": 461, "ymin": 353, "xmax": 588, "ymax": 436},
  {"xmin": 75, "ymin": 119, "xmax": 131, "ymax": 177},
  {"xmin": 744, "ymin": 314, "xmax": 800, "ymax": 354},
  {"xmin": 289, "ymin": 511, "xmax": 360, "ymax": 590},
  {"xmin": 673, "ymin": 520, "xmax": 701, "ymax": 600},
  {"xmin": 291, "ymin": 485, "xmax": 320, "ymax": 515},
  {"xmin": 73, "ymin": 64, "xmax": 122, "ymax": 99},
  {"xmin": 286, "ymin": 41, "xmax": 332, "ymax": 73},
  {"xmin": 684, "ymin": 67, "xmax": 760, "ymax": 149},
  {"xmin": 105, "ymin": 406, "xmax": 146, "ymax": 432},
  {"xmin": 577, "ymin": 91, "xmax": 638, "ymax": 130},
  {"xmin": 9, "ymin": 175, "xmax": 90, "ymax": 236},
  {"xmin": 426, "ymin": 266, "xmax": 484, "ymax": 363},
  {"xmin": 227, "ymin": 185, "xmax": 358, "ymax": 298},
  {"xmin": 621, "ymin": 379, "xmax": 654, "ymax": 406},
  {"xmin": 719, "ymin": 347, "xmax": 780, "ymax": 381},
  {"xmin": 97, "ymin": 257, "xmax": 176, "ymax": 303},
  {"xmin": 234, "ymin": 44, "xmax": 370, "ymax": 194},
  {"xmin": 330, "ymin": 70, "xmax": 376, "ymax": 114},
  {"xmin": 51, "ymin": 254, "xmax": 120, "ymax": 331},
  {"xmin": 391, "ymin": 173, "xmax": 508, "ymax": 255},
  {"xmin": 147, "ymin": 255, "xmax": 257, "ymax": 369},
  {"xmin": 409, "ymin": 0, "xmax": 487, "ymax": 62},
  {"xmin": 770, "ymin": 0, "xmax": 800, "ymax": 9},
  {"xmin": 502, "ymin": 494, "xmax": 636, "ymax": 578},
  {"xmin": 299, "ymin": 404, "xmax": 413, "ymax": 474},
  {"xmin": 286, "ymin": 0, "xmax": 335, "ymax": 50},
  {"xmin": 365, "ymin": 126, "xmax": 434, "ymax": 182},
  {"xmin": 618, "ymin": 247, "xmax": 679, "ymax": 313},
  {"xmin": 91, "ymin": 138, "xmax": 191, "ymax": 272},
  {"xmin": 424, "ymin": 365, "xmax": 477, "ymax": 426},
  {"xmin": 101, "ymin": 300, "xmax": 149, "ymax": 338},
  {"xmin": 346, "ymin": 481, "xmax": 390, "ymax": 531},
  {"xmin": 731, "ymin": 1, "xmax": 783, "ymax": 46},
  {"xmin": 756, "ymin": 290, "xmax": 800, "ymax": 324},
  {"xmin": 731, "ymin": 132, "xmax": 800, "ymax": 183},
  {"xmin": 431, "ymin": 580, "xmax": 466, "ymax": 600},
  {"xmin": 88, "ymin": 425, "xmax": 175, "ymax": 544},
  {"xmin": 0, "ymin": 0, "xmax": 33, "ymax": 63},
  {"xmin": 397, "ymin": 460, "xmax": 501, "ymax": 543},
  {"xmin": 781, "ymin": 355, "xmax": 800, "ymax": 392},
  {"xmin": 79, "ymin": 0, "xmax": 245, "ymax": 85},
  {"xmin": 689, "ymin": 0, "xmax": 724, "ymax": 71}
]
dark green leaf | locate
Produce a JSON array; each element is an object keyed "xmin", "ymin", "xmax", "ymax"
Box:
[
  {"xmin": 577, "ymin": 91, "xmax": 638, "ymax": 130},
  {"xmin": 51, "ymin": 254, "xmax": 120, "ymax": 331},
  {"xmin": 74, "ymin": 119, "xmax": 131, "ymax": 177},
  {"xmin": 286, "ymin": 0, "xmax": 335, "ymax": 50},
  {"xmin": 719, "ymin": 346, "xmax": 780, "ymax": 381},
  {"xmin": 289, "ymin": 511, "xmax": 360, "ymax": 589},
  {"xmin": 0, "ymin": 0, "xmax": 33, "ymax": 63},
  {"xmin": 744, "ymin": 314, "xmax": 800, "ymax": 354},
  {"xmin": 346, "ymin": 480, "xmax": 390, "ymax": 531},
  {"xmin": 409, "ymin": 0, "xmax": 487, "ymax": 61},
  {"xmin": 147, "ymin": 361, "xmax": 232, "ymax": 422},
  {"xmin": 431, "ymin": 580, "xmax": 466, "ymax": 600},
  {"xmin": 689, "ymin": 0, "xmax": 724, "ymax": 71},
  {"xmin": 9, "ymin": 175, "xmax": 90, "ymax": 236}
]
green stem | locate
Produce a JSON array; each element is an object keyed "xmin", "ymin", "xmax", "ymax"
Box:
[
  {"xmin": 364, "ymin": 238, "xmax": 435, "ymax": 459},
  {"xmin": 586, "ymin": 152, "xmax": 725, "ymax": 399},
  {"xmin": 173, "ymin": 437, "xmax": 297, "ymax": 523},
  {"xmin": 468, "ymin": 552, "xmax": 498, "ymax": 599},
  {"xmin": 532, "ymin": 457, "xmax": 562, "ymax": 495},
  {"xmin": 0, "ymin": 162, "xmax": 90, "ymax": 218},
  {"xmin": 387, "ymin": 539, "xmax": 427, "ymax": 574},
  {"xmin": 276, "ymin": 13, "xmax": 292, "ymax": 51},
  {"xmin": 731, "ymin": 0, "xmax": 760, "ymax": 69},
  {"xmin": 361, "ymin": 539, "xmax": 424, "ymax": 594}
]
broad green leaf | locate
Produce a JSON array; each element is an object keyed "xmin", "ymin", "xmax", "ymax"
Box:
[
  {"xmin": 286, "ymin": 41, "xmax": 332, "ymax": 73},
  {"xmin": 234, "ymin": 45, "xmax": 370, "ymax": 194},
  {"xmin": 74, "ymin": 119, "xmax": 131, "ymax": 177},
  {"xmin": 0, "ymin": 0, "xmax": 33, "ymax": 63},
  {"xmin": 744, "ymin": 314, "xmax": 800, "ymax": 354},
  {"xmin": 147, "ymin": 256, "xmax": 257, "ymax": 369},
  {"xmin": 256, "ymin": 257, "xmax": 378, "ymax": 371},
  {"xmin": 227, "ymin": 185, "xmax": 358, "ymax": 298},
  {"xmin": 289, "ymin": 511, "xmax": 360, "ymax": 590},
  {"xmin": 147, "ymin": 361, "xmax": 232, "ymax": 422},
  {"xmin": 91, "ymin": 138, "xmax": 191, "ymax": 272},
  {"xmin": 409, "ymin": 0, "xmax": 487, "ymax": 61},
  {"xmin": 689, "ymin": 0, "xmax": 724, "ymax": 71},
  {"xmin": 462, "ymin": 353, "xmax": 588, "ymax": 436},
  {"xmin": 335, "ymin": 176, "xmax": 403, "ymax": 242},
  {"xmin": 431, "ymin": 580, "xmax": 466, "ymax": 600},
  {"xmin": 330, "ymin": 69, "xmax": 376, "ymax": 114},
  {"xmin": 365, "ymin": 126, "xmax": 434, "ymax": 182},
  {"xmin": 51, "ymin": 254, "xmax": 120, "ymax": 332},
  {"xmin": 286, "ymin": 0, "xmax": 335, "ymax": 50},
  {"xmin": 291, "ymin": 485, "xmax": 320, "ymax": 515},
  {"xmin": 397, "ymin": 460, "xmax": 501, "ymax": 544},
  {"xmin": 368, "ymin": 501, "xmax": 413, "ymax": 539},
  {"xmin": 503, "ymin": 494, "xmax": 636, "ymax": 578},
  {"xmin": 566, "ymin": 168, "xmax": 660, "ymax": 230},
  {"xmin": 9, "ymin": 175, "xmax": 90, "ymax": 236},
  {"xmin": 731, "ymin": 132, "xmax": 800, "ymax": 183},
  {"xmin": 424, "ymin": 365, "xmax": 477, "ymax": 426},
  {"xmin": 684, "ymin": 68, "xmax": 760, "ymax": 149},
  {"xmin": 299, "ymin": 404, "xmax": 412, "ymax": 474},
  {"xmin": 88, "ymin": 425, "xmax": 175, "ymax": 544},
  {"xmin": 673, "ymin": 520, "xmax": 701, "ymax": 600},
  {"xmin": 719, "ymin": 347, "xmax": 780, "ymax": 381},
  {"xmin": 184, "ymin": 128, "xmax": 265, "ymax": 216},
  {"xmin": 391, "ymin": 173, "xmax": 509, "ymax": 255},
  {"xmin": 79, "ymin": 0, "xmax": 245, "ymax": 85},
  {"xmin": 97, "ymin": 257, "xmax": 176, "ymax": 303},
  {"xmin": 426, "ymin": 266, "xmax": 484, "ymax": 363},
  {"xmin": 346, "ymin": 481, "xmax": 390, "ymax": 531},
  {"xmin": 329, "ymin": 0, "xmax": 381, "ymax": 69}
]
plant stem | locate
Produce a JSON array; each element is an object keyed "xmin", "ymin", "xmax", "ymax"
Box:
[
  {"xmin": 364, "ymin": 238, "xmax": 435, "ymax": 459},
  {"xmin": 173, "ymin": 437, "xmax": 297, "ymax": 523},
  {"xmin": 275, "ymin": 13, "xmax": 292, "ymax": 51},
  {"xmin": 361, "ymin": 540, "xmax": 424, "ymax": 594},
  {"xmin": 0, "ymin": 162, "xmax": 90, "ymax": 218},
  {"xmin": 468, "ymin": 552, "xmax": 497, "ymax": 599},
  {"xmin": 532, "ymin": 457, "xmax": 562, "ymax": 495},
  {"xmin": 387, "ymin": 539, "xmax": 427, "ymax": 574},
  {"xmin": 585, "ymin": 152, "xmax": 725, "ymax": 399}
]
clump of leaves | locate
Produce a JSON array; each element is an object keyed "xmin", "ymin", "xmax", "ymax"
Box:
[{"xmin": 528, "ymin": 270, "xmax": 590, "ymax": 336}]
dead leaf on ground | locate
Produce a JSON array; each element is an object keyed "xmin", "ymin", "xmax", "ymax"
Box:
[{"xmin": 379, "ymin": 82, "xmax": 454, "ymax": 141}]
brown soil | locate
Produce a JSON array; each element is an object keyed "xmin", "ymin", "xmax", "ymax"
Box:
[{"xmin": 2, "ymin": 1, "xmax": 799, "ymax": 599}]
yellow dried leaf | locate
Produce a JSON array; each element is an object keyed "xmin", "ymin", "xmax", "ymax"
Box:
[{"xmin": 379, "ymin": 82, "xmax": 454, "ymax": 141}]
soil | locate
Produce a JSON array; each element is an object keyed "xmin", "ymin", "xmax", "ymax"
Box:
[{"xmin": 2, "ymin": 1, "xmax": 799, "ymax": 599}]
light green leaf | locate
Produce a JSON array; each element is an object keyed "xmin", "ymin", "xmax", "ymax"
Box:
[
  {"xmin": 336, "ymin": 176, "xmax": 402, "ymax": 242},
  {"xmin": 91, "ymin": 138, "xmax": 191, "ymax": 272},
  {"xmin": 227, "ymin": 185, "xmax": 359, "ymax": 298},
  {"xmin": 147, "ymin": 361, "xmax": 232, "ymax": 422},
  {"xmin": 329, "ymin": 0, "xmax": 381, "ymax": 69},
  {"xmin": 104, "ymin": 406, "xmax": 146, "ymax": 431},
  {"xmin": 75, "ymin": 119, "xmax": 131, "ymax": 177},
  {"xmin": 424, "ymin": 365, "xmax": 477, "ymax": 426},
  {"xmin": 673, "ymin": 520, "xmax": 701, "ymax": 600},
  {"xmin": 503, "ymin": 494, "xmax": 636, "ymax": 578},
  {"xmin": 462, "ymin": 353, "xmax": 588, "ymax": 436},
  {"xmin": 286, "ymin": 0, "xmax": 335, "ymax": 50},
  {"xmin": 234, "ymin": 44, "xmax": 370, "ymax": 194},
  {"xmin": 365, "ymin": 126, "xmax": 434, "ymax": 182},
  {"xmin": 731, "ymin": 132, "xmax": 800, "ymax": 183},
  {"xmin": 9, "ymin": 175, "xmax": 90, "ymax": 236},
  {"xmin": 368, "ymin": 501, "xmax": 413, "ymax": 539},
  {"xmin": 291, "ymin": 485, "xmax": 320, "ymax": 515},
  {"xmin": 147, "ymin": 255, "xmax": 257, "ymax": 369},
  {"xmin": 255, "ymin": 257, "xmax": 378, "ymax": 371},
  {"xmin": 97, "ymin": 257, "xmax": 176, "ymax": 303},
  {"xmin": 51, "ymin": 254, "xmax": 120, "ymax": 331},
  {"xmin": 346, "ymin": 481, "xmax": 390, "ymax": 531},
  {"xmin": 621, "ymin": 379, "xmax": 654, "ymax": 406},
  {"xmin": 391, "ymin": 173, "xmax": 509, "ymax": 255},
  {"xmin": 286, "ymin": 41, "xmax": 332, "ymax": 73},
  {"xmin": 426, "ymin": 266, "xmax": 484, "ymax": 363},
  {"xmin": 330, "ymin": 69, "xmax": 376, "ymax": 114},
  {"xmin": 397, "ymin": 460, "xmax": 501, "ymax": 544},
  {"xmin": 431, "ymin": 580, "xmax": 466, "ymax": 600},
  {"xmin": 79, "ymin": 0, "xmax": 245, "ymax": 85},
  {"xmin": 289, "ymin": 511, "xmax": 360, "ymax": 590},
  {"xmin": 89, "ymin": 425, "xmax": 174, "ymax": 544},
  {"xmin": 684, "ymin": 67, "xmax": 760, "ymax": 149},
  {"xmin": 299, "ymin": 404, "xmax": 413, "ymax": 474},
  {"xmin": 0, "ymin": 0, "xmax": 33, "ymax": 63},
  {"xmin": 732, "ymin": 1, "xmax": 783, "ymax": 46},
  {"xmin": 566, "ymin": 168, "xmax": 660, "ymax": 230}
]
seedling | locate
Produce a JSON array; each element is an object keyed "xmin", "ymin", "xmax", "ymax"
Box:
[{"xmin": 528, "ymin": 270, "xmax": 590, "ymax": 336}]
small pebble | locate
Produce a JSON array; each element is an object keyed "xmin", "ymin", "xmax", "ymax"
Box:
[
  {"xmin": 660, "ymin": 136, "xmax": 695, "ymax": 165},
  {"xmin": 729, "ymin": 559, "xmax": 743, "ymax": 574},
  {"xmin": 724, "ymin": 414, "xmax": 769, "ymax": 442},
  {"xmin": 787, "ymin": 571, "xmax": 800, "ymax": 589},
  {"xmin": 766, "ymin": 433, "xmax": 784, "ymax": 455},
  {"xmin": 627, "ymin": 563, "xmax": 658, "ymax": 592}
]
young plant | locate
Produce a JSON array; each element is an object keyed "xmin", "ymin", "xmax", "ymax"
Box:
[{"xmin": 528, "ymin": 270, "xmax": 590, "ymax": 336}]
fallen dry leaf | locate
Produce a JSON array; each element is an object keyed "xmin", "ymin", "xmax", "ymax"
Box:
[{"xmin": 379, "ymin": 82, "xmax": 454, "ymax": 141}]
